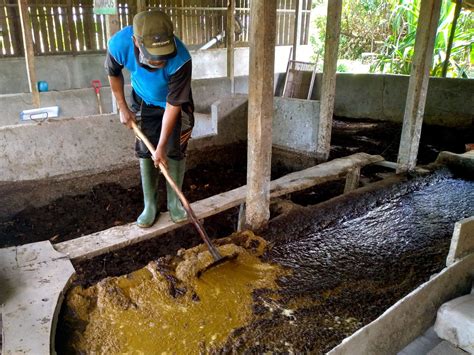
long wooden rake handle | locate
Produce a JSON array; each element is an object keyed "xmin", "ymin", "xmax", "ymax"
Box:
[{"xmin": 131, "ymin": 121, "xmax": 223, "ymax": 262}]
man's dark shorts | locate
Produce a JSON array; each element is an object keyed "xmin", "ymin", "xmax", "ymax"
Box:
[{"xmin": 131, "ymin": 90, "xmax": 193, "ymax": 161}]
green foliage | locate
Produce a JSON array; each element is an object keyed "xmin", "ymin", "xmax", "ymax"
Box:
[
  {"xmin": 371, "ymin": 0, "xmax": 473, "ymax": 77},
  {"xmin": 310, "ymin": 0, "xmax": 473, "ymax": 78},
  {"xmin": 310, "ymin": 0, "xmax": 392, "ymax": 61}
]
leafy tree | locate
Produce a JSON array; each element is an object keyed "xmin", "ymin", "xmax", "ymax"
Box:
[
  {"xmin": 311, "ymin": 0, "xmax": 473, "ymax": 77},
  {"xmin": 371, "ymin": 0, "xmax": 473, "ymax": 78}
]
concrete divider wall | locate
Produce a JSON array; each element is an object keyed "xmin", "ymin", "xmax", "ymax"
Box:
[
  {"xmin": 0, "ymin": 115, "xmax": 135, "ymax": 182},
  {"xmin": 273, "ymin": 96, "xmax": 320, "ymax": 154},
  {"xmin": 0, "ymin": 95, "xmax": 248, "ymax": 184},
  {"xmin": 313, "ymin": 73, "xmax": 473, "ymax": 127},
  {"xmin": 0, "ymin": 46, "xmax": 299, "ymax": 95}
]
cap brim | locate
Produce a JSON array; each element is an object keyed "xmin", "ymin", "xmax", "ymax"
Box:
[{"xmin": 139, "ymin": 40, "xmax": 177, "ymax": 61}]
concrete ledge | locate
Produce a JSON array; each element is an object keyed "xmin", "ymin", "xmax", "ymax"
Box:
[
  {"xmin": 328, "ymin": 253, "xmax": 474, "ymax": 355},
  {"xmin": 436, "ymin": 151, "xmax": 474, "ymax": 176},
  {"xmin": 0, "ymin": 241, "xmax": 75, "ymax": 354},
  {"xmin": 447, "ymin": 216, "xmax": 474, "ymax": 266},
  {"xmin": 434, "ymin": 294, "xmax": 474, "ymax": 353},
  {"xmin": 0, "ymin": 115, "xmax": 135, "ymax": 182}
]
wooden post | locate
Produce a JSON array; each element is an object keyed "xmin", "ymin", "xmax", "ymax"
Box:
[
  {"xmin": 106, "ymin": 14, "xmax": 120, "ymax": 113},
  {"xmin": 136, "ymin": 0, "xmax": 146, "ymax": 14},
  {"xmin": 106, "ymin": 15, "xmax": 120, "ymax": 40},
  {"xmin": 226, "ymin": 0, "xmax": 235, "ymax": 94},
  {"xmin": 18, "ymin": 0, "xmax": 40, "ymax": 108},
  {"xmin": 292, "ymin": 0, "xmax": 302, "ymax": 64},
  {"xmin": 245, "ymin": 0, "xmax": 277, "ymax": 230},
  {"xmin": 315, "ymin": 0, "xmax": 342, "ymax": 161},
  {"xmin": 344, "ymin": 167, "xmax": 360, "ymax": 193},
  {"xmin": 397, "ymin": 0, "xmax": 442, "ymax": 173},
  {"xmin": 442, "ymin": 0, "xmax": 462, "ymax": 78}
]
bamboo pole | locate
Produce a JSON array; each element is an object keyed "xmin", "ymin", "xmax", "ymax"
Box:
[
  {"xmin": 18, "ymin": 0, "xmax": 40, "ymax": 108},
  {"xmin": 441, "ymin": 0, "xmax": 462, "ymax": 77}
]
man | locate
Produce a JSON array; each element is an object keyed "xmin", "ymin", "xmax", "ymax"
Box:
[{"xmin": 105, "ymin": 9, "xmax": 194, "ymax": 227}]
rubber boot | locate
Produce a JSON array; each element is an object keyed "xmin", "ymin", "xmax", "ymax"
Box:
[
  {"xmin": 137, "ymin": 158, "xmax": 159, "ymax": 228},
  {"xmin": 167, "ymin": 158, "xmax": 187, "ymax": 223}
]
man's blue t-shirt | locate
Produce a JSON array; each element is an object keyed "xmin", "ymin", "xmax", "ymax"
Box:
[{"xmin": 107, "ymin": 26, "xmax": 191, "ymax": 107}]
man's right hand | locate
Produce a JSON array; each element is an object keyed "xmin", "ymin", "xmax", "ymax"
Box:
[{"xmin": 119, "ymin": 107, "xmax": 137, "ymax": 129}]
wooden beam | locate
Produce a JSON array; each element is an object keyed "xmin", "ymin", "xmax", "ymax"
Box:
[
  {"xmin": 226, "ymin": 0, "xmax": 235, "ymax": 93},
  {"xmin": 315, "ymin": 0, "xmax": 342, "ymax": 161},
  {"xmin": 55, "ymin": 153, "xmax": 384, "ymax": 261},
  {"xmin": 397, "ymin": 0, "xmax": 442, "ymax": 173},
  {"xmin": 442, "ymin": 0, "xmax": 462, "ymax": 77},
  {"xmin": 136, "ymin": 0, "xmax": 146, "ymax": 13},
  {"xmin": 291, "ymin": 0, "xmax": 302, "ymax": 64},
  {"xmin": 245, "ymin": 0, "xmax": 277, "ymax": 230},
  {"xmin": 18, "ymin": 0, "xmax": 40, "ymax": 108}
]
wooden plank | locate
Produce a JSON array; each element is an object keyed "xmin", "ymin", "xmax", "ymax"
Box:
[
  {"xmin": 18, "ymin": 0, "xmax": 40, "ymax": 107},
  {"xmin": 0, "ymin": 1, "xmax": 13, "ymax": 54},
  {"xmin": 316, "ymin": 0, "xmax": 342, "ymax": 161},
  {"xmin": 245, "ymin": 0, "xmax": 277, "ymax": 229},
  {"xmin": 6, "ymin": 0, "xmax": 23, "ymax": 55},
  {"xmin": 66, "ymin": 0, "xmax": 76, "ymax": 52},
  {"xmin": 397, "ymin": 0, "xmax": 442, "ymax": 172},
  {"xmin": 73, "ymin": 0, "xmax": 85, "ymax": 50},
  {"xmin": 52, "ymin": 4, "xmax": 64, "ymax": 51},
  {"xmin": 37, "ymin": 5, "xmax": 51, "ymax": 52},
  {"xmin": 81, "ymin": 0, "xmax": 94, "ymax": 50},
  {"xmin": 45, "ymin": 4, "xmax": 57, "ymax": 52},
  {"xmin": 55, "ymin": 153, "xmax": 384, "ymax": 261}
]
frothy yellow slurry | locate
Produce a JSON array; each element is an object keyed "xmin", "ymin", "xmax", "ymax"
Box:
[{"xmin": 64, "ymin": 232, "xmax": 284, "ymax": 353}]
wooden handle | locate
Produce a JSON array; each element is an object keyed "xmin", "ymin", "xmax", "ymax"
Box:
[{"xmin": 131, "ymin": 121, "xmax": 223, "ymax": 261}]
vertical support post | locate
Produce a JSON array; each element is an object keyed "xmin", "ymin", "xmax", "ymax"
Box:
[
  {"xmin": 136, "ymin": 0, "xmax": 146, "ymax": 14},
  {"xmin": 292, "ymin": 0, "xmax": 302, "ymax": 64},
  {"xmin": 442, "ymin": 0, "xmax": 462, "ymax": 78},
  {"xmin": 245, "ymin": 0, "xmax": 277, "ymax": 230},
  {"xmin": 227, "ymin": 0, "xmax": 235, "ymax": 94},
  {"xmin": 315, "ymin": 0, "xmax": 342, "ymax": 161},
  {"xmin": 180, "ymin": 0, "xmax": 185, "ymax": 40},
  {"xmin": 344, "ymin": 167, "xmax": 360, "ymax": 193},
  {"xmin": 106, "ymin": 15, "xmax": 120, "ymax": 40},
  {"xmin": 18, "ymin": 0, "xmax": 40, "ymax": 108},
  {"xmin": 397, "ymin": 0, "xmax": 442, "ymax": 173},
  {"xmin": 106, "ymin": 15, "xmax": 120, "ymax": 113}
]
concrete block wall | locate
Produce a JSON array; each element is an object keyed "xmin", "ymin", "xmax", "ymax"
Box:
[{"xmin": 312, "ymin": 73, "xmax": 473, "ymax": 127}]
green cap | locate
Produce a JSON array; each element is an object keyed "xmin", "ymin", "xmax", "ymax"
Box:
[{"xmin": 133, "ymin": 9, "xmax": 177, "ymax": 60}]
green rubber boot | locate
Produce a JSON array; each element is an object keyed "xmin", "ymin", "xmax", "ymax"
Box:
[
  {"xmin": 167, "ymin": 158, "xmax": 187, "ymax": 223},
  {"xmin": 137, "ymin": 158, "xmax": 159, "ymax": 228}
]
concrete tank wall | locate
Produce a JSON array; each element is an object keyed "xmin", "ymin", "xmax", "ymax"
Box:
[
  {"xmin": 0, "ymin": 46, "xmax": 301, "ymax": 94},
  {"xmin": 312, "ymin": 73, "xmax": 473, "ymax": 127}
]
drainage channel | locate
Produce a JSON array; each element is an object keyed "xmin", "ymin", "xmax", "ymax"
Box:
[{"xmin": 55, "ymin": 168, "xmax": 473, "ymax": 353}]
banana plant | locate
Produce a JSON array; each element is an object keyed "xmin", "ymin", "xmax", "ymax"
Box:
[{"xmin": 371, "ymin": 0, "xmax": 473, "ymax": 78}]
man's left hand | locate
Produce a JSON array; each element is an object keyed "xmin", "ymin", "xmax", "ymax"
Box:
[{"xmin": 152, "ymin": 145, "xmax": 168, "ymax": 169}]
